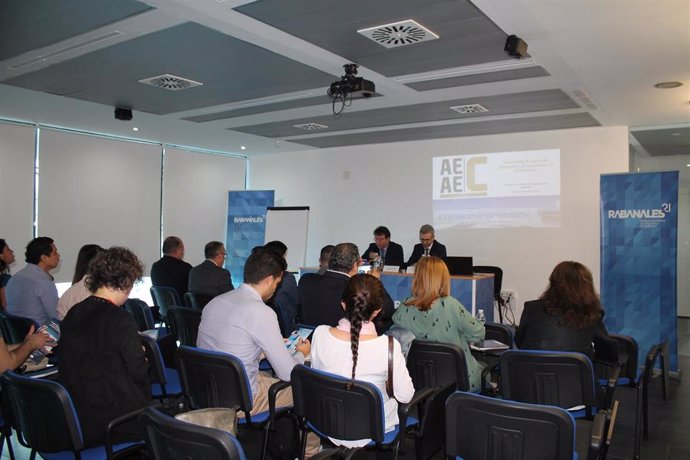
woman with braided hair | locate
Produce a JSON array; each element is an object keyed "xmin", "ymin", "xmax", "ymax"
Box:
[{"xmin": 310, "ymin": 273, "xmax": 415, "ymax": 447}]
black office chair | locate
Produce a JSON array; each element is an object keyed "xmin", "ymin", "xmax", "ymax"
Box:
[
  {"xmin": 183, "ymin": 292, "xmax": 202, "ymax": 310},
  {"xmin": 167, "ymin": 306, "xmax": 202, "ymax": 347},
  {"xmin": 483, "ymin": 321, "xmax": 514, "ymax": 348},
  {"xmin": 472, "ymin": 265, "xmax": 505, "ymax": 323},
  {"xmin": 291, "ymin": 364, "xmax": 434, "ymax": 460},
  {"xmin": 140, "ymin": 333, "xmax": 182, "ymax": 401},
  {"xmin": 1, "ymin": 371, "xmax": 145, "ymax": 460},
  {"xmin": 140, "ymin": 406, "xmax": 246, "ymax": 460},
  {"xmin": 405, "ymin": 340, "xmax": 465, "ymax": 459},
  {"xmin": 0, "ymin": 311, "xmax": 38, "ymax": 344},
  {"xmin": 499, "ymin": 350, "xmax": 619, "ymax": 419},
  {"xmin": 150, "ymin": 286, "xmax": 182, "ymax": 325},
  {"xmin": 0, "ymin": 387, "xmax": 16, "ymax": 460},
  {"xmin": 124, "ymin": 298, "xmax": 167, "ymax": 336},
  {"xmin": 445, "ymin": 391, "xmax": 609, "ymax": 460},
  {"xmin": 175, "ymin": 346, "xmax": 289, "ymax": 460},
  {"xmin": 407, "ymin": 340, "xmax": 469, "ymax": 392},
  {"xmin": 595, "ymin": 333, "xmax": 639, "ymax": 387}
]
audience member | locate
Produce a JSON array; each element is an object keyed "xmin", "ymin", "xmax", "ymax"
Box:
[
  {"xmin": 361, "ymin": 226, "xmax": 404, "ymax": 267},
  {"xmin": 264, "ymin": 240, "xmax": 299, "ymax": 336},
  {"xmin": 403, "ymin": 224, "xmax": 447, "ymax": 268},
  {"xmin": 59, "ymin": 247, "xmax": 149, "ymax": 447},
  {"xmin": 316, "ymin": 244, "xmax": 335, "ymax": 275},
  {"xmin": 393, "ymin": 256, "xmax": 485, "ymax": 392},
  {"xmin": 188, "ymin": 241, "xmax": 234, "ymax": 306},
  {"xmin": 310, "ymin": 274, "xmax": 414, "ymax": 447},
  {"xmin": 57, "ymin": 244, "xmax": 103, "ymax": 320},
  {"xmin": 6, "ymin": 237, "xmax": 60, "ymax": 325},
  {"xmin": 515, "ymin": 261, "xmax": 618, "ymax": 361},
  {"xmin": 196, "ymin": 249, "xmax": 314, "ymax": 432},
  {"xmin": 300, "ymin": 243, "xmax": 394, "ymax": 334},
  {"xmin": 0, "ymin": 325, "xmax": 53, "ymax": 372},
  {"xmin": 0, "ymin": 239, "xmax": 16, "ymax": 309},
  {"xmin": 150, "ymin": 236, "xmax": 192, "ymax": 301}
]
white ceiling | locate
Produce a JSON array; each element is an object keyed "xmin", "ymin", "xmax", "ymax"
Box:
[{"xmin": 0, "ymin": 0, "xmax": 688, "ymax": 157}]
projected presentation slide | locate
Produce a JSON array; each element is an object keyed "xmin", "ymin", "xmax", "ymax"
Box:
[{"xmin": 432, "ymin": 149, "xmax": 561, "ymax": 229}]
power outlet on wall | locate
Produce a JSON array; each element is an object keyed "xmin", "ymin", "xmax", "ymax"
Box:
[{"xmin": 500, "ymin": 290, "xmax": 517, "ymax": 312}]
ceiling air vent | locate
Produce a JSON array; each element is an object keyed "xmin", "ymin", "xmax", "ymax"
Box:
[
  {"xmin": 294, "ymin": 123, "xmax": 329, "ymax": 131},
  {"xmin": 358, "ymin": 19, "xmax": 439, "ymax": 49},
  {"xmin": 139, "ymin": 74, "xmax": 203, "ymax": 91},
  {"xmin": 450, "ymin": 104, "xmax": 489, "ymax": 114}
]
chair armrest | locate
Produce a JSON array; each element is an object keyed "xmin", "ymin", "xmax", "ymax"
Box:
[
  {"xmin": 104, "ymin": 403, "xmax": 158, "ymax": 459},
  {"xmin": 587, "ymin": 410, "xmax": 607, "ymax": 460},
  {"xmin": 603, "ymin": 364, "xmax": 621, "ymax": 410},
  {"xmin": 397, "ymin": 387, "xmax": 436, "ymax": 430},
  {"xmin": 267, "ymin": 379, "xmax": 291, "ymax": 425}
]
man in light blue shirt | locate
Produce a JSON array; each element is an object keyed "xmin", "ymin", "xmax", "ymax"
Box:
[
  {"xmin": 197, "ymin": 247, "xmax": 310, "ymax": 408},
  {"xmin": 6, "ymin": 237, "xmax": 60, "ymax": 325}
]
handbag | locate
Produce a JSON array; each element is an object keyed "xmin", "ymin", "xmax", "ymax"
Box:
[
  {"xmin": 174, "ymin": 408, "xmax": 238, "ymax": 436},
  {"xmin": 386, "ymin": 335, "xmax": 394, "ymax": 398}
]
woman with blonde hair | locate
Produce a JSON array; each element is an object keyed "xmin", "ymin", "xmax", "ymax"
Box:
[{"xmin": 392, "ymin": 256, "xmax": 486, "ymax": 392}]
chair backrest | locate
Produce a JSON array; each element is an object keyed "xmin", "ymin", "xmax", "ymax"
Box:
[
  {"xmin": 0, "ymin": 311, "xmax": 39, "ymax": 344},
  {"xmin": 140, "ymin": 333, "xmax": 169, "ymax": 393},
  {"xmin": 484, "ymin": 322, "xmax": 514, "ymax": 348},
  {"xmin": 641, "ymin": 341, "xmax": 666, "ymax": 390},
  {"xmin": 167, "ymin": 307, "xmax": 202, "ymax": 347},
  {"xmin": 150, "ymin": 286, "xmax": 181, "ymax": 318},
  {"xmin": 183, "ymin": 292, "xmax": 202, "ymax": 310},
  {"xmin": 140, "ymin": 407, "xmax": 246, "ymax": 460},
  {"xmin": 500, "ymin": 350, "xmax": 598, "ymax": 411},
  {"xmin": 175, "ymin": 346, "xmax": 253, "ymax": 414},
  {"xmin": 445, "ymin": 391, "xmax": 575, "ymax": 460},
  {"xmin": 291, "ymin": 365, "xmax": 386, "ymax": 443},
  {"xmin": 1, "ymin": 371, "xmax": 84, "ymax": 453},
  {"xmin": 472, "ymin": 265, "xmax": 503, "ymax": 299},
  {"xmin": 406, "ymin": 340, "xmax": 470, "ymax": 391},
  {"xmin": 124, "ymin": 298, "xmax": 156, "ymax": 331}
]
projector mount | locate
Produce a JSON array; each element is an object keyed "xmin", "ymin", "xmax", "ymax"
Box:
[{"xmin": 327, "ymin": 63, "xmax": 375, "ymax": 115}]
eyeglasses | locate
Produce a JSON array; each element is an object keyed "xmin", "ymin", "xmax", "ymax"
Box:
[{"xmin": 219, "ymin": 252, "xmax": 228, "ymax": 257}]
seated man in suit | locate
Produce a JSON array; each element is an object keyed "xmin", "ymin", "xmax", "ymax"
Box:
[
  {"xmin": 188, "ymin": 241, "xmax": 234, "ymax": 306},
  {"xmin": 150, "ymin": 236, "xmax": 192, "ymax": 301},
  {"xmin": 403, "ymin": 224, "xmax": 447, "ymax": 268},
  {"xmin": 316, "ymin": 244, "xmax": 335, "ymax": 275},
  {"xmin": 361, "ymin": 226, "xmax": 404, "ymax": 267},
  {"xmin": 300, "ymin": 242, "xmax": 394, "ymax": 334}
]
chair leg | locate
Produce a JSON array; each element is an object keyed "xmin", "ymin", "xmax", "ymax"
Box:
[
  {"xmin": 260, "ymin": 421, "xmax": 271, "ymax": 460},
  {"xmin": 642, "ymin": 379, "xmax": 649, "ymax": 440},
  {"xmin": 661, "ymin": 342, "xmax": 669, "ymax": 400},
  {"xmin": 298, "ymin": 428, "xmax": 308, "ymax": 460}
]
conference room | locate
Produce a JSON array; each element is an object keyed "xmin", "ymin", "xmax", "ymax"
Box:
[{"xmin": 0, "ymin": 1, "xmax": 688, "ymax": 459}]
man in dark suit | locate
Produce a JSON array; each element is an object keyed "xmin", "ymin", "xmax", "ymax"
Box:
[
  {"xmin": 188, "ymin": 241, "xmax": 234, "ymax": 306},
  {"xmin": 404, "ymin": 224, "xmax": 447, "ymax": 268},
  {"xmin": 150, "ymin": 236, "xmax": 192, "ymax": 301},
  {"xmin": 361, "ymin": 226, "xmax": 404, "ymax": 267},
  {"xmin": 300, "ymin": 242, "xmax": 394, "ymax": 334}
]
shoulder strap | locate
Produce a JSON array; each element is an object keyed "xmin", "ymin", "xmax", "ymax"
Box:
[{"xmin": 386, "ymin": 335, "xmax": 394, "ymax": 398}]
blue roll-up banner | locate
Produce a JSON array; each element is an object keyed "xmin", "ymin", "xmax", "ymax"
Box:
[
  {"xmin": 226, "ymin": 190, "xmax": 275, "ymax": 287},
  {"xmin": 600, "ymin": 171, "xmax": 678, "ymax": 371}
]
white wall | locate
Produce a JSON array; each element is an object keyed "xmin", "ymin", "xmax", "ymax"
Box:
[
  {"xmin": 163, "ymin": 147, "xmax": 246, "ymax": 266},
  {"xmin": 250, "ymin": 126, "xmax": 629, "ymax": 320},
  {"xmin": 0, "ymin": 122, "xmax": 35, "ymax": 249},
  {"xmin": 0, "ymin": 122, "xmax": 247, "ymax": 283}
]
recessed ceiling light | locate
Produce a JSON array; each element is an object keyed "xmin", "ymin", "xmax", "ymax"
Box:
[
  {"xmin": 654, "ymin": 81, "xmax": 683, "ymax": 89},
  {"xmin": 672, "ymin": 132, "xmax": 681, "ymax": 136},
  {"xmin": 686, "ymin": 164, "xmax": 690, "ymax": 167},
  {"xmin": 132, "ymin": 127, "xmax": 139, "ymax": 131},
  {"xmin": 240, "ymin": 146, "xmax": 246, "ymax": 150}
]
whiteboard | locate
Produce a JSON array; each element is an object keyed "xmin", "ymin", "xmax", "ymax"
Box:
[{"xmin": 265, "ymin": 207, "xmax": 309, "ymax": 271}]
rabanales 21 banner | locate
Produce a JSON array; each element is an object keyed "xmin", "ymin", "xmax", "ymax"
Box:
[{"xmin": 600, "ymin": 171, "xmax": 678, "ymax": 370}]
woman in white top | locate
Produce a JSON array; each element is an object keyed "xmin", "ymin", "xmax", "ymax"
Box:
[{"xmin": 310, "ymin": 273, "xmax": 415, "ymax": 448}]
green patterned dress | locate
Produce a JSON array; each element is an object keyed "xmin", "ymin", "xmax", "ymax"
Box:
[{"xmin": 392, "ymin": 295, "xmax": 486, "ymax": 392}]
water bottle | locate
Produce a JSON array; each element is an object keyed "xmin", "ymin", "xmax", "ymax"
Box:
[{"xmin": 476, "ymin": 309, "xmax": 486, "ymax": 324}]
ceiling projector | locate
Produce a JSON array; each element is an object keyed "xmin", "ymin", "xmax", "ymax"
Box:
[{"xmin": 328, "ymin": 63, "xmax": 375, "ymax": 99}]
